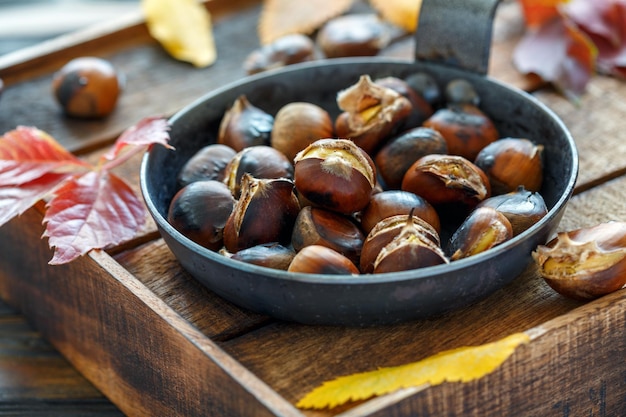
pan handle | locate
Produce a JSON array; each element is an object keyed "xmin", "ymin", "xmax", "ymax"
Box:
[{"xmin": 414, "ymin": 0, "xmax": 502, "ymax": 75}]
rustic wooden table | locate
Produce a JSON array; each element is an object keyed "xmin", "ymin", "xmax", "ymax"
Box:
[{"xmin": 0, "ymin": 1, "xmax": 624, "ymax": 416}]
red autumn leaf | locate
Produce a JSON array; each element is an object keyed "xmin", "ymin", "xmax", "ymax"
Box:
[
  {"xmin": 513, "ymin": 15, "xmax": 597, "ymax": 98},
  {"xmin": 43, "ymin": 171, "xmax": 146, "ymax": 265},
  {"xmin": 0, "ymin": 173, "xmax": 71, "ymax": 226},
  {"xmin": 0, "ymin": 116, "xmax": 171, "ymax": 264},
  {"xmin": 564, "ymin": 0, "xmax": 626, "ymax": 78},
  {"xmin": 0, "ymin": 127, "xmax": 88, "ymax": 186},
  {"xmin": 102, "ymin": 116, "xmax": 172, "ymax": 165}
]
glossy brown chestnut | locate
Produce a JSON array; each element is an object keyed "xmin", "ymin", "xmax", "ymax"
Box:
[
  {"xmin": 360, "ymin": 190, "xmax": 440, "ymax": 234},
  {"xmin": 477, "ymin": 187, "xmax": 548, "ymax": 236},
  {"xmin": 243, "ymin": 34, "xmax": 315, "ymax": 75},
  {"xmin": 360, "ymin": 212, "xmax": 441, "ymax": 273},
  {"xmin": 223, "ymin": 145, "xmax": 294, "ymax": 198},
  {"xmin": 335, "ymin": 75, "xmax": 412, "ymax": 154},
  {"xmin": 422, "ymin": 103, "xmax": 498, "ymax": 160},
  {"xmin": 533, "ymin": 222, "xmax": 626, "ymax": 300},
  {"xmin": 291, "ymin": 206, "xmax": 365, "ymax": 265},
  {"xmin": 474, "ymin": 137, "xmax": 544, "ymax": 195},
  {"xmin": 223, "ymin": 243, "xmax": 296, "ymax": 270},
  {"xmin": 375, "ymin": 127, "xmax": 448, "ymax": 189},
  {"xmin": 316, "ymin": 14, "xmax": 397, "ymax": 58},
  {"xmin": 447, "ymin": 206, "xmax": 513, "ymax": 260},
  {"xmin": 218, "ymin": 95, "xmax": 274, "ymax": 151},
  {"xmin": 167, "ymin": 180, "xmax": 235, "ymax": 251},
  {"xmin": 401, "ymin": 154, "xmax": 491, "ymax": 208},
  {"xmin": 288, "ymin": 245, "xmax": 359, "ymax": 275},
  {"xmin": 52, "ymin": 56, "xmax": 123, "ymax": 118},
  {"xmin": 293, "ymin": 138, "xmax": 376, "ymax": 214},
  {"xmin": 177, "ymin": 144, "xmax": 237, "ymax": 188},
  {"xmin": 223, "ymin": 174, "xmax": 300, "ymax": 252},
  {"xmin": 270, "ymin": 102, "xmax": 334, "ymax": 161}
]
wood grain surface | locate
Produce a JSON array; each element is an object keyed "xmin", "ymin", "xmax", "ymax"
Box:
[{"xmin": 0, "ymin": 0, "xmax": 624, "ymax": 416}]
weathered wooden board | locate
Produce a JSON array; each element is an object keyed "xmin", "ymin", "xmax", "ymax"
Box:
[{"xmin": 0, "ymin": 0, "xmax": 624, "ymax": 416}]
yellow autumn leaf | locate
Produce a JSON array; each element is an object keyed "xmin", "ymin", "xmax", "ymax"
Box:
[
  {"xmin": 142, "ymin": 0, "xmax": 216, "ymax": 67},
  {"xmin": 258, "ymin": 0, "xmax": 355, "ymax": 45},
  {"xmin": 370, "ymin": 0, "xmax": 422, "ymax": 32},
  {"xmin": 297, "ymin": 332, "xmax": 530, "ymax": 410}
]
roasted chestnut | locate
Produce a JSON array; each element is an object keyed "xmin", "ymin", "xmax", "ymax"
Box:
[
  {"xmin": 223, "ymin": 174, "xmax": 300, "ymax": 252},
  {"xmin": 293, "ymin": 138, "xmax": 376, "ymax": 215},
  {"xmin": 360, "ymin": 190, "xmax": 440, "ymax": 234},
  {"xmin": 401, "ymin": 154, "xmax": 491, "ymax": 208},
  {"xmin": 222, "ymin": 243, "xmax": 296, "ymax": 270},
  {"xmin": 474, "ymin": 137, "xmax": 544, "ymax": 195},
  {"xmin": 375, "ymin": 127, "xmax": 447, "ymax": 189},
  {"xmin": 405, "ymin": 72, "xmax": 443, "ymax": 109},
  {"xmin": 316, "ymin": 14, "xmax": 398, "ymax": 58},
  {"xmin": 167, "ymin": 180, "xmax": 235, "ymax": 251},
  {"xmin": 423, "ymin": 103, "xmax": 498, "ymax": 160},
  {"xmin": 218, "ymin": 95, "xmax": 274, "ymax": 151},
  {"xmin": 223, "ymin": 145, "xmax": 294, "ymax": 198},
  {"xmin": 291, "ymin": 206, "xmax": 364, "ymax": 265},
  {"xmin": 243, "ymin": 34, "xmax": 315, "ymax": 75},
  {"xmin": 335, "ymin": 75, "xmax": 412, "ymax": 154},
  {"xmin": 447, "ymin": 206, "xmax": 513, "ymax": 260},
  {"xmin": 361, "ymin": 211, "xmax": 448, "ymax": 274},
  {"xmin": 445, "ymin": 78, "xmax": 480, "ymax": 106},
  {"xmin": 288, "ymin": 245, "xmax": 359, "ymax": 275},
  {"xmin": 360, "ymin": 212, "xmax": 441, "ymax": 273},
  {"xmin": 375, "ymin": 76, "xmax": 434, "ymax": 128},
  {"xmin": 270, "ymin": 102, "xmax": 334, "ymax": 161},
  {"xmin": 533, "ymin": 222, "xmax": 626, "ymax": 300},
  {"xmin": 477, "ymin": 187, "xmax": 548, "ymax": 236},
  {"xmin": 52, "ymin": 56, "xmax": 123, "ymax": 118},
  {"xmin": 177, "ymin": 144, "xmax": 237, "ymax": 188}
]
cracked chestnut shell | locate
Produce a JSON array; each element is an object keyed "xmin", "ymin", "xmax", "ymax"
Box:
[
  {"xmin": 291, "ymin": 206, "xmax": 365, "ymax": 265},
  {"xmin": 447, "ymin": 206, "xmax": 513, "ymax": 260},
  {"xmin": 223, "ymin": 145, "xmax": 294, "ymax": 198},
  {"xmin": 360, "ymin": 212, "xmax": 442, "ymax": 273},
  {"xmin": 335, "ymin": 75, "xmax": 412, "ymax": 154},
  {"xmin": 218, "ymin": 95, "xmax": 274, "ymax": 151},
  {"xmin": 293, "ymin": 138, "xmax": 376, "ymax": 214},
  {"xmin": 401, "ymin": 154, "xmax": 491, "ymax": 208},
  {"xmin": 533, "ymin": 222, "xmax": 626, "ymax": 300},
  {"xmin": 223, "ymin": 174, "xmax": 300, "ymax": 252}
]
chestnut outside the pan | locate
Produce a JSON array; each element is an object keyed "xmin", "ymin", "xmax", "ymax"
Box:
[{"xmin": 140, "ymin": 0, "xmax": 578, "ymax": 326}]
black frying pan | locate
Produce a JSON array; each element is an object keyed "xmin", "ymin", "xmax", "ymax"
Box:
[{"xmin": 140, "ymin": 0, "xmax": 578, "ymax": 326}]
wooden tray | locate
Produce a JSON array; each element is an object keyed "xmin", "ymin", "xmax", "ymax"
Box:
[{"xmin": 0, "ymin": 1, "xmax": 624, "ymax": 416}]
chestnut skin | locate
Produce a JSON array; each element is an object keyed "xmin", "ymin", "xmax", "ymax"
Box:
[
  {"xmin": 167, "ymin": 180, "xmax": 235, "ymax": 251},
  {"xmin": 52, "ymin": 56, "xmax": 123, "ymax": 118}
]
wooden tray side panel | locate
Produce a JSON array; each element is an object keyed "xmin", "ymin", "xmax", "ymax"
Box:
[
  {"xmin": 347, "ymin": 291, "xmax": 626, "ymax": 417},
  {"xmin": 0, "ymin": 207, "xmax": 300, "ymax": 417}
]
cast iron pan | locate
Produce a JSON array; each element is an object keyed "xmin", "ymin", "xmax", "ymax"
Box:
[{"xmin": 140, "ymin": 0, "xmax": 578, "ymax": 326}]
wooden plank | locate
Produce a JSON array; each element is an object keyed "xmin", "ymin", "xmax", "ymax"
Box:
[{"xmin": 0, "ymin": 206, "xmax": 301, "ymax": 417}]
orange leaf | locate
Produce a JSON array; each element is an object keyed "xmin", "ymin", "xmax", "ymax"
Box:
[
  {"xmin": 369, "ymin": 0, "xmax": 422, "ymax": 32},
  {"xmin": 519, "ymin": 0, "xmax": 569, "ymax": 28},
  {"xmin": 258, "ymin": 0, "xmax": 355, "ymax": 45}
]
